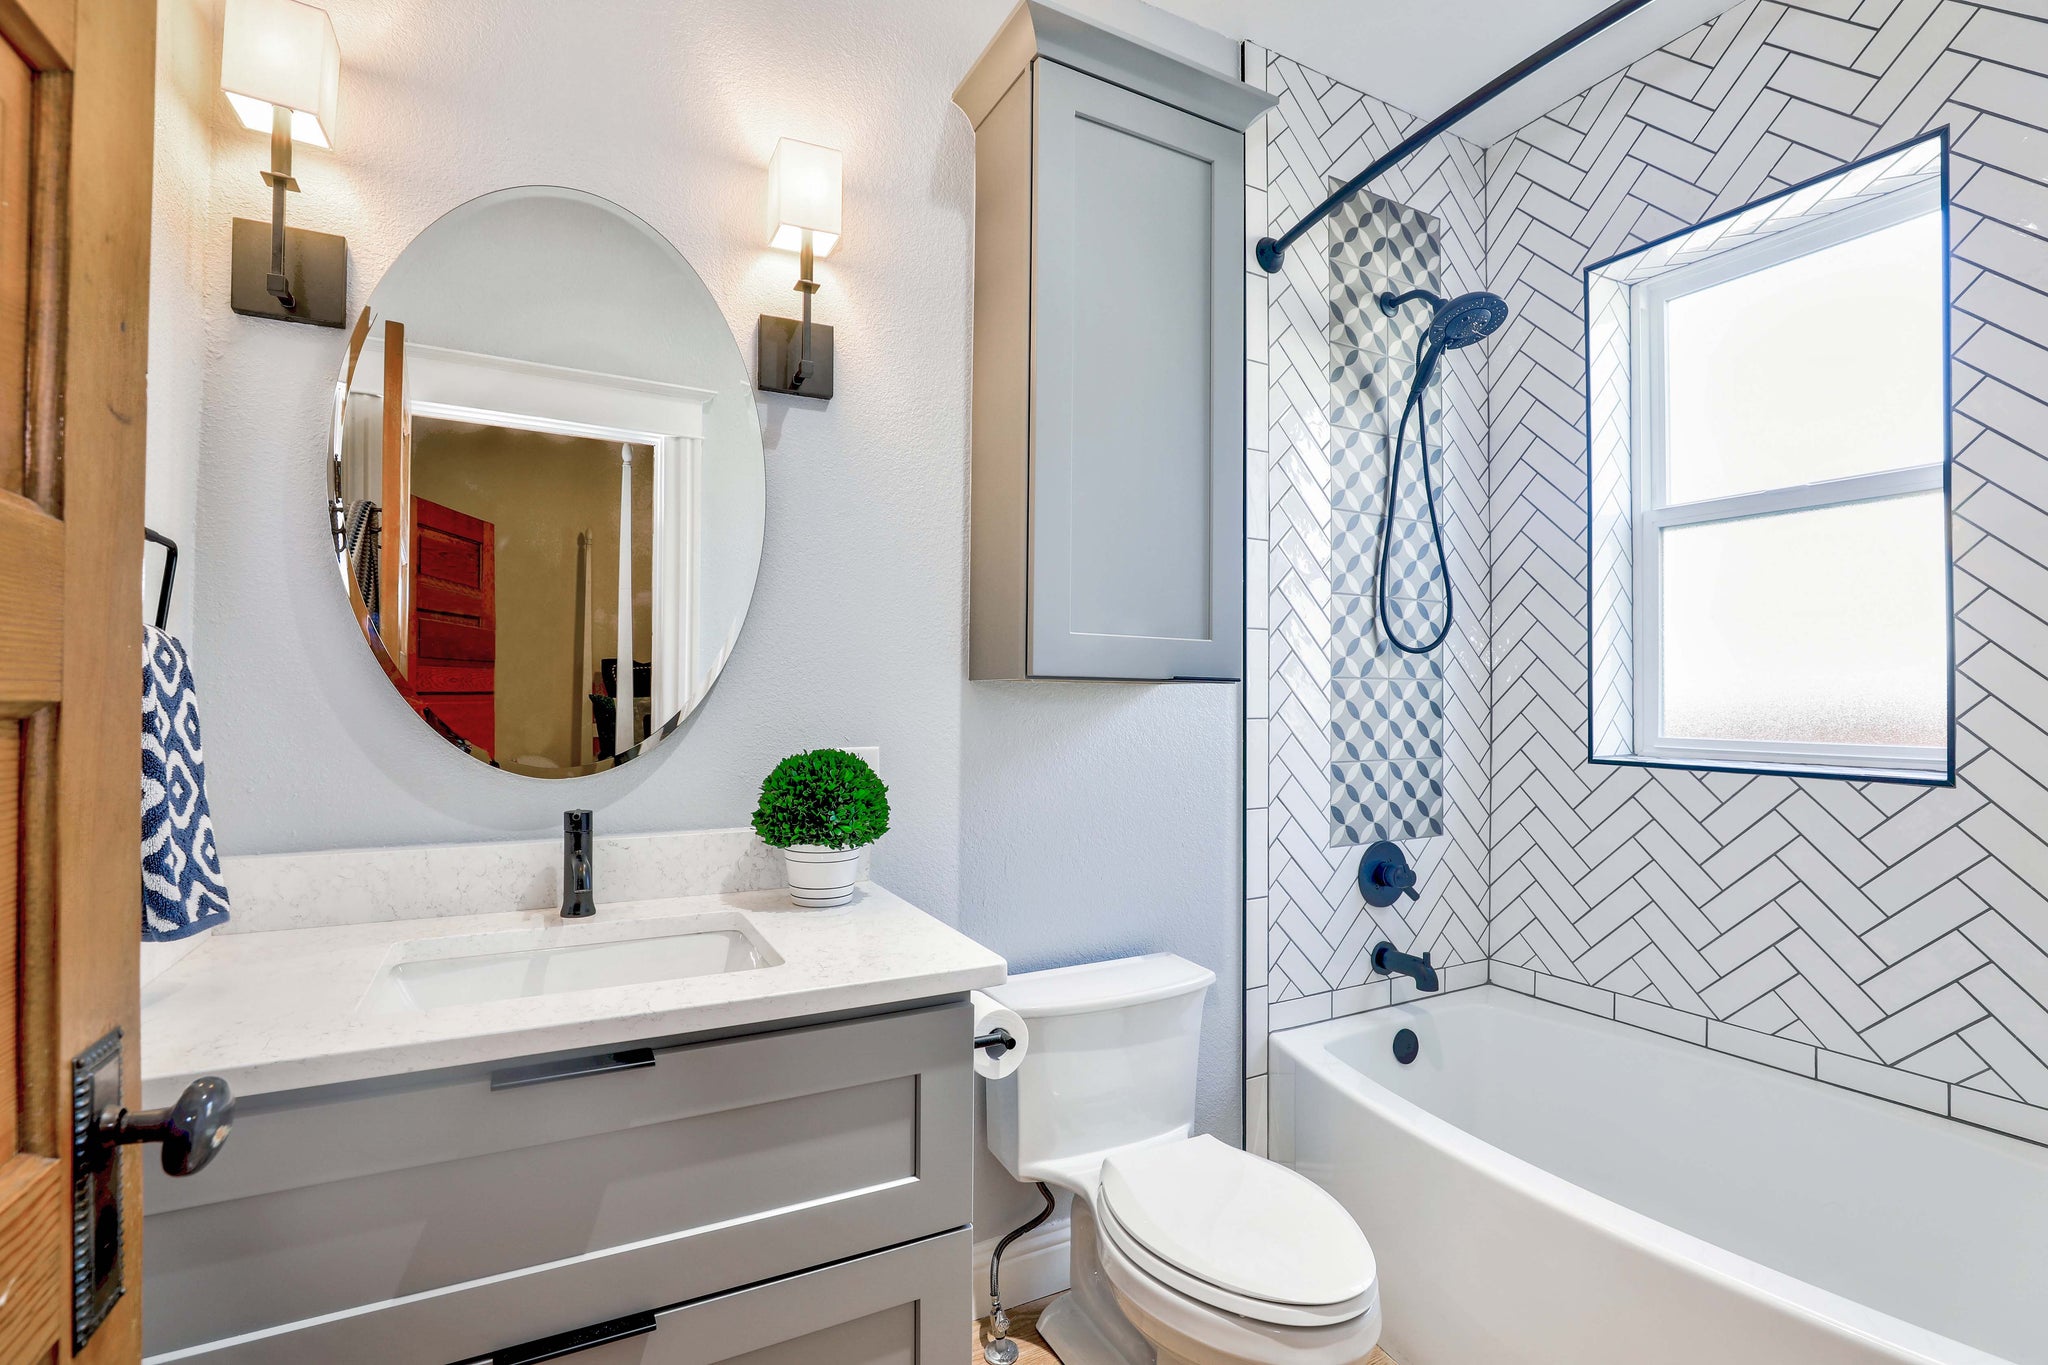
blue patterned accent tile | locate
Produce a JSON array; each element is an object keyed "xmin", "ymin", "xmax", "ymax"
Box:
[
  {"xmin": 1381, "ymin": 594, "xmax": 1449, "ymax": 646},
  {"xmin": 1328, "ymin": 762, "xmax": 1389, "ymax": 845},
  {"xmin": 1382, "ymin": 653, "xmax": 1445, "ymax": 684},
  {"xmin": 1330, "ymin": 679, "xmax": 1446, "ymax": 765},
  {"xmin": 1332, "ymin": 510, "xmax": 1377, "ymax": 597},
  {"xmin": 1327, "ymin": 679, "xmax": 1425, "ymax": 765},
  {"xmin": 1368, "ymin": 296, "xmax": 1428, "ymax": 361},
  {"xmin": 1333, "ymin": 515, "xmax": 1447, "ymax": 598},
  {"xmin": 1330, "ymin": 680, "xmax": 1377, "ymax": 762},
  {"xmin": 1332, "ymin": 592, "xmax": 1459, "ymax": 680},
  {"xmin": 1329, "ymin": 760, "xmax": 1446, "ymax": 845},
  {"xmin": 1325, "ymin": 178, "xmax": 1450, "ymax": 850},
  {"xmin": 1376, "ymin": 680, "xmax": 1442, "ymax": 763},
  {"xmin": 1331, "ymin": 592, "xmax": 1385, "ymax": 679},
  {"xmin": 1380, "ymin": 519, "xmax": 1447, "ymax": 596},
  {"xmin": 1330, "ymin": 193, "xmax": 1442, "ymax": 301},
  {"xmin": 1330, "ymin": 283, "xmax": 1381, "ymax": 357},
  {"xmin": 1332, "ymin": 429, "xmax": 1387, "ymax": 513},
  {"xmin": 1329, "ymin": 347, "xmax": 1409, "ymax": 435},
  {"xmin": 1334, "ymin": 428, "xmax": 1450, "ymax": 517}
]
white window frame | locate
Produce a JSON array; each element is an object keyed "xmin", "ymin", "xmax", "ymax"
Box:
[{"xmin": 1628, "ymin": 182, "xmax": 1949, "ymax": 781}]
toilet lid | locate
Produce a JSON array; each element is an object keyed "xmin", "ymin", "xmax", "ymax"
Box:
[{"xmin": 1098, "ymin": 1134, "xmax": 1376, "ymax": 1309}]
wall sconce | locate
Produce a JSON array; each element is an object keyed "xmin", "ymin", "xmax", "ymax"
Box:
[
  {"xmin": 757, "ymin": 138, "xmax": 841, "ymax": 400},
  {"xmin": 223, "ymin": 0, "xmax": 348, "ymax": 328}
]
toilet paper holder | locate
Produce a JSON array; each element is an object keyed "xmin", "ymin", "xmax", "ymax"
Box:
[{"xmin": 970, "ymin": 992, "xmax": 1027, "ymax": 1080}]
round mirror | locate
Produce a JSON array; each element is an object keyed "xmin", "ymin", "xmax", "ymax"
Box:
[{"xmin": 330, "ymin": 187, "xmax": 764, "ymax": 778}]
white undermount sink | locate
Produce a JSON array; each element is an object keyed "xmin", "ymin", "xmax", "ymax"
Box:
[{"xmin": 361, "ymin": 913, "xmax": 781, "ymax": 1013}]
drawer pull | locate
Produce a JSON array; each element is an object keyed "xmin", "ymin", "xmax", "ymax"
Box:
[
  {"xmin": 490, "ymin": 1308, "xmax": 657, "ymax": 1364},
  {"xmin": 489, "ymin": 1047, "xmax": 656, "ymax": 1091}
]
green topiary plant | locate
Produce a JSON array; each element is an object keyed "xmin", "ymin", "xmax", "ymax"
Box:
[{"xmin": 752, "ymin": 749, "xmax": 891, "ymax": 850}]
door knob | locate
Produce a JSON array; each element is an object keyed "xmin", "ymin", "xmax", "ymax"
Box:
[
  {"xmin": 95, "ymin": 1075, "xmax": 234, "ymax": 1177},
  {"xmin": 71, "ymin": 1032, "xmax": 235, "ymax": 1348}
]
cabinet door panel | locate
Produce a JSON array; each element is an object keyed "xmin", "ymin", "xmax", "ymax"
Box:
[
  {"xmin": 1030, "ymin": 61, "xmax": 1244, "ymax": 680},
  {"xmin": 151, "ymin": 1226, "xmax": 968, "ymax": 1365},
  {"xmin": 142, "ymin": 1003, "xmax": 971, "ymax": 1357}
]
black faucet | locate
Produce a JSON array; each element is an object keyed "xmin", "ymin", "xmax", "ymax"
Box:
[
  {"xmin": 562, "ymin": 810, "xmax": 596, "ymax": 918},
  {"xmin": 1372, "ymin": 941, "xmax": 1439, "ymax": 992}
]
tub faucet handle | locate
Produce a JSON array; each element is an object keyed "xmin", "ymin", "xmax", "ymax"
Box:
[{"xmin": 1358, "ymin": 840, "xmax": 1421, "ymax": 907}]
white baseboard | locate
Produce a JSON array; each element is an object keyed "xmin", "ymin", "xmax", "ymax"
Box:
[{"xmin": 971, "ymin": 1216, "xmax": 1071, "ymax": 1320}]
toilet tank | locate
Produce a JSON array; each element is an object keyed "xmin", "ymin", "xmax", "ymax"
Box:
[{"xmin": 985, "ymin": 954, "xmax": 1216, "ymax": 1181}]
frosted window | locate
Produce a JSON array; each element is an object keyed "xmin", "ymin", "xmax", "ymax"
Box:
[
  {"xmin": 1663, "ymin": 212, "xmax": 1945, "ymax": 505},
  {"xmin": 1661, "ymin": 494, "xmax": 1947, "ymax": 749}
]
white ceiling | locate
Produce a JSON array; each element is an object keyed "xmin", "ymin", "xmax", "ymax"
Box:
[{"xmin": 1142, "ymin": 0, "xmax": 1737, "ymax": 145}]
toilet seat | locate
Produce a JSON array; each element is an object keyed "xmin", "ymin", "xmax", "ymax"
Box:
[
  {"xmin": 1097, "ymin": 1135, "xmax": 1378, "ymax": 1329},
  {"xmin": 1094, "ymin": 1209, "xmax": 1385, "ymax": 1365}
]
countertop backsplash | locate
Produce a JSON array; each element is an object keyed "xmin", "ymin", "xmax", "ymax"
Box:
[
  {"xmin": 135, "ymin": 827, "xmax": 870, "ymax": 987},
  {"xmin": 216, "ymin": 827, "xmax": 785, "ymax": 935}
]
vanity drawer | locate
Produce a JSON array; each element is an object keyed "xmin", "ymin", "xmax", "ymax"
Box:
[
  {"xmin": 142, "ymin": 1001, "xmax": 971, "ymax": 1358},
  {"xmin": 151, "ymin": 1224, "xmax": 968, "ymax": 1364}
]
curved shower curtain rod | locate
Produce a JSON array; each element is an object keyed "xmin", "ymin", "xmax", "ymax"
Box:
[{"xmin": 1254, "ymin": 0, "xmax": 1660, "ymax": 273}]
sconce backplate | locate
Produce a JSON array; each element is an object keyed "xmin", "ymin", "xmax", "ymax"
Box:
[
  {"xmin": 757, "ymin": 316, "xmax": 834, "ymax": 399},
  {"xmin": 231, "ymin": 217, "xmax": 348, "ymax": 328}
]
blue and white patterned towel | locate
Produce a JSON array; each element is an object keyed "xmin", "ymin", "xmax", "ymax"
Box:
[{"xmin": 142, "ymin": 626, "xmax": 231, "ymax": 941}]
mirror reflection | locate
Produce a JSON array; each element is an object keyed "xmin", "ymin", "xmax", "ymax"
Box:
[{"xmin": 330, "ymin": 187, "xmax": 764, "ymax": 778}]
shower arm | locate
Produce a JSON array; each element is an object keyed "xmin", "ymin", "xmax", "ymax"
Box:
[{"xmin": 1254, "ymin": 0, "xmax": 1660, "ymax": 273}]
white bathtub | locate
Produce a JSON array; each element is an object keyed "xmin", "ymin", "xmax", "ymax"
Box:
[{"xmin": 1270, "ymin": 986, "xmax": 2048, "ymax": 1365}]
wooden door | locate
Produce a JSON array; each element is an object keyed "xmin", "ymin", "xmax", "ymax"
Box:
[
  {"xmin": 409, "ymin": 495, "xmax": 497, "ymax": 755},
  {"xmin": 0, "ymin": 0, "xmax": 158, "ymax": 1362}
]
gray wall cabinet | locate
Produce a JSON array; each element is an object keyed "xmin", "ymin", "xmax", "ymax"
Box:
[
  {"xmin": 955, "ymin": 4, "xmax": 1274, "ymax": 681},
  {"xmin": 141, "ymin": 1001, "xmax": 972, "ymax": 1364}
]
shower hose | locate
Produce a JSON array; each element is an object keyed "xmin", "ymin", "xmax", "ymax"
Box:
[{"xmin": 1378, "ymin": 332, "xmax": 1455, "ymax": 655}]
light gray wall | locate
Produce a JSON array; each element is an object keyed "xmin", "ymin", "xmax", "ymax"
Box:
[
  {"xmin": 145, "ymin": 0, "xmax": 218, "ymax": 644},
  {"xmin": 150, "ymin": 0, "xmax": 1245, "ymax": 1237}
]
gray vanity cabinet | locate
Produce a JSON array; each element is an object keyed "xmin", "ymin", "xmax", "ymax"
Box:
[
  {"xmin": 140, "ymin": 1001, "xmax": 971, "ymax": 1364},
  {"xmin": 956, "ymin": 4, "xmax": 1273, "ymax": 681}
]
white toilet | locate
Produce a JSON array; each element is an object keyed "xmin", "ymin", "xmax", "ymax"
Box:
[{"xmin": 985, "ymin": 954, "xmax": 1382, "ymax": 1365}]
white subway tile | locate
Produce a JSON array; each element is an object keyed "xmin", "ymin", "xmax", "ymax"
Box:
[
  {"xmin": 1818, "ymin": 1050, "xmax": 1947, "ymax": 1114},
  {"xmin": 1709, "ymin": 1020, "xmax": 1818, "ymax": 1078}
]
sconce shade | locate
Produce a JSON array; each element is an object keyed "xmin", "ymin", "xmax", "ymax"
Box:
[
  {"xmin": 766, "ymin": 138, "xmax": 841, "ymax": 257},
  {"xmin": 222, "ymin": 0, "xmax": 341, "ymax": 148}
]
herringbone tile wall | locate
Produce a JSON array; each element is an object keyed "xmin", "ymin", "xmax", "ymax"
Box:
[
  {"xmin": 1486, "ymin": 0, "xmax": 2048, "ymax": 1146},
  {"xmin": 1243, "ymin": 46, "xmax": 1493, "ymax": 1153}
]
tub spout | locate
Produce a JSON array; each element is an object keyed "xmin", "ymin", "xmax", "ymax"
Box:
[{"xmin": 1372, "ymin": 941, "xmax": 1439, "ymax": 992}]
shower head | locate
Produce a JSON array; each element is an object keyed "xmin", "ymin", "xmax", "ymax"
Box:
[
  {"xmin": 1378, "ymin": 288, "xmax": 1511, "ymax": 350},
  {"xmin": 1430, "ymin": 290, "xmax": 1509, "ymax": 348}
]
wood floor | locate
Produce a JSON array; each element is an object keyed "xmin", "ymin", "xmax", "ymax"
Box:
[{"xmin": 970, "ymin": 1296, "xmax": 1398, "ymax": 1365}]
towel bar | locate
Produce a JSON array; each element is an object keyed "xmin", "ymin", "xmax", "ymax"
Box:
[{"xmin": 144, "ymin": 527, "xmax": 178, "ymax": 631}]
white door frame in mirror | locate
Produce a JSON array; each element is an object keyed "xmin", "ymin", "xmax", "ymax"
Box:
[{"xmin": 350, "ymin": 336, "xmax": 713, "ymax": 763}]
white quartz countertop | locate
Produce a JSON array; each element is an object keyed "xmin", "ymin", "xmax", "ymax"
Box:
[{"xmin": 139, "ymin": 885, "xmax": 1006, "ymax": 1106}]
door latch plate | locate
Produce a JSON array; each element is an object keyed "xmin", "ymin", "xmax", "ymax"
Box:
[{"xmin": 71, "ymin": 1028, "xmax": 124, "ymax": 1350}]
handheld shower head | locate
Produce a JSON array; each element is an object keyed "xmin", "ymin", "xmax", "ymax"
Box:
[
  {"xmin": 1429, "ymin": 290, "xmax": 1509, "ymax": 348},
  {"xmin": 1368, "ymin": 285, "xmax": 1514, "ymax": 656},
  {"xmin": 1378, "ymin": 288, "xmax": 1510, "ymax": 350}
]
